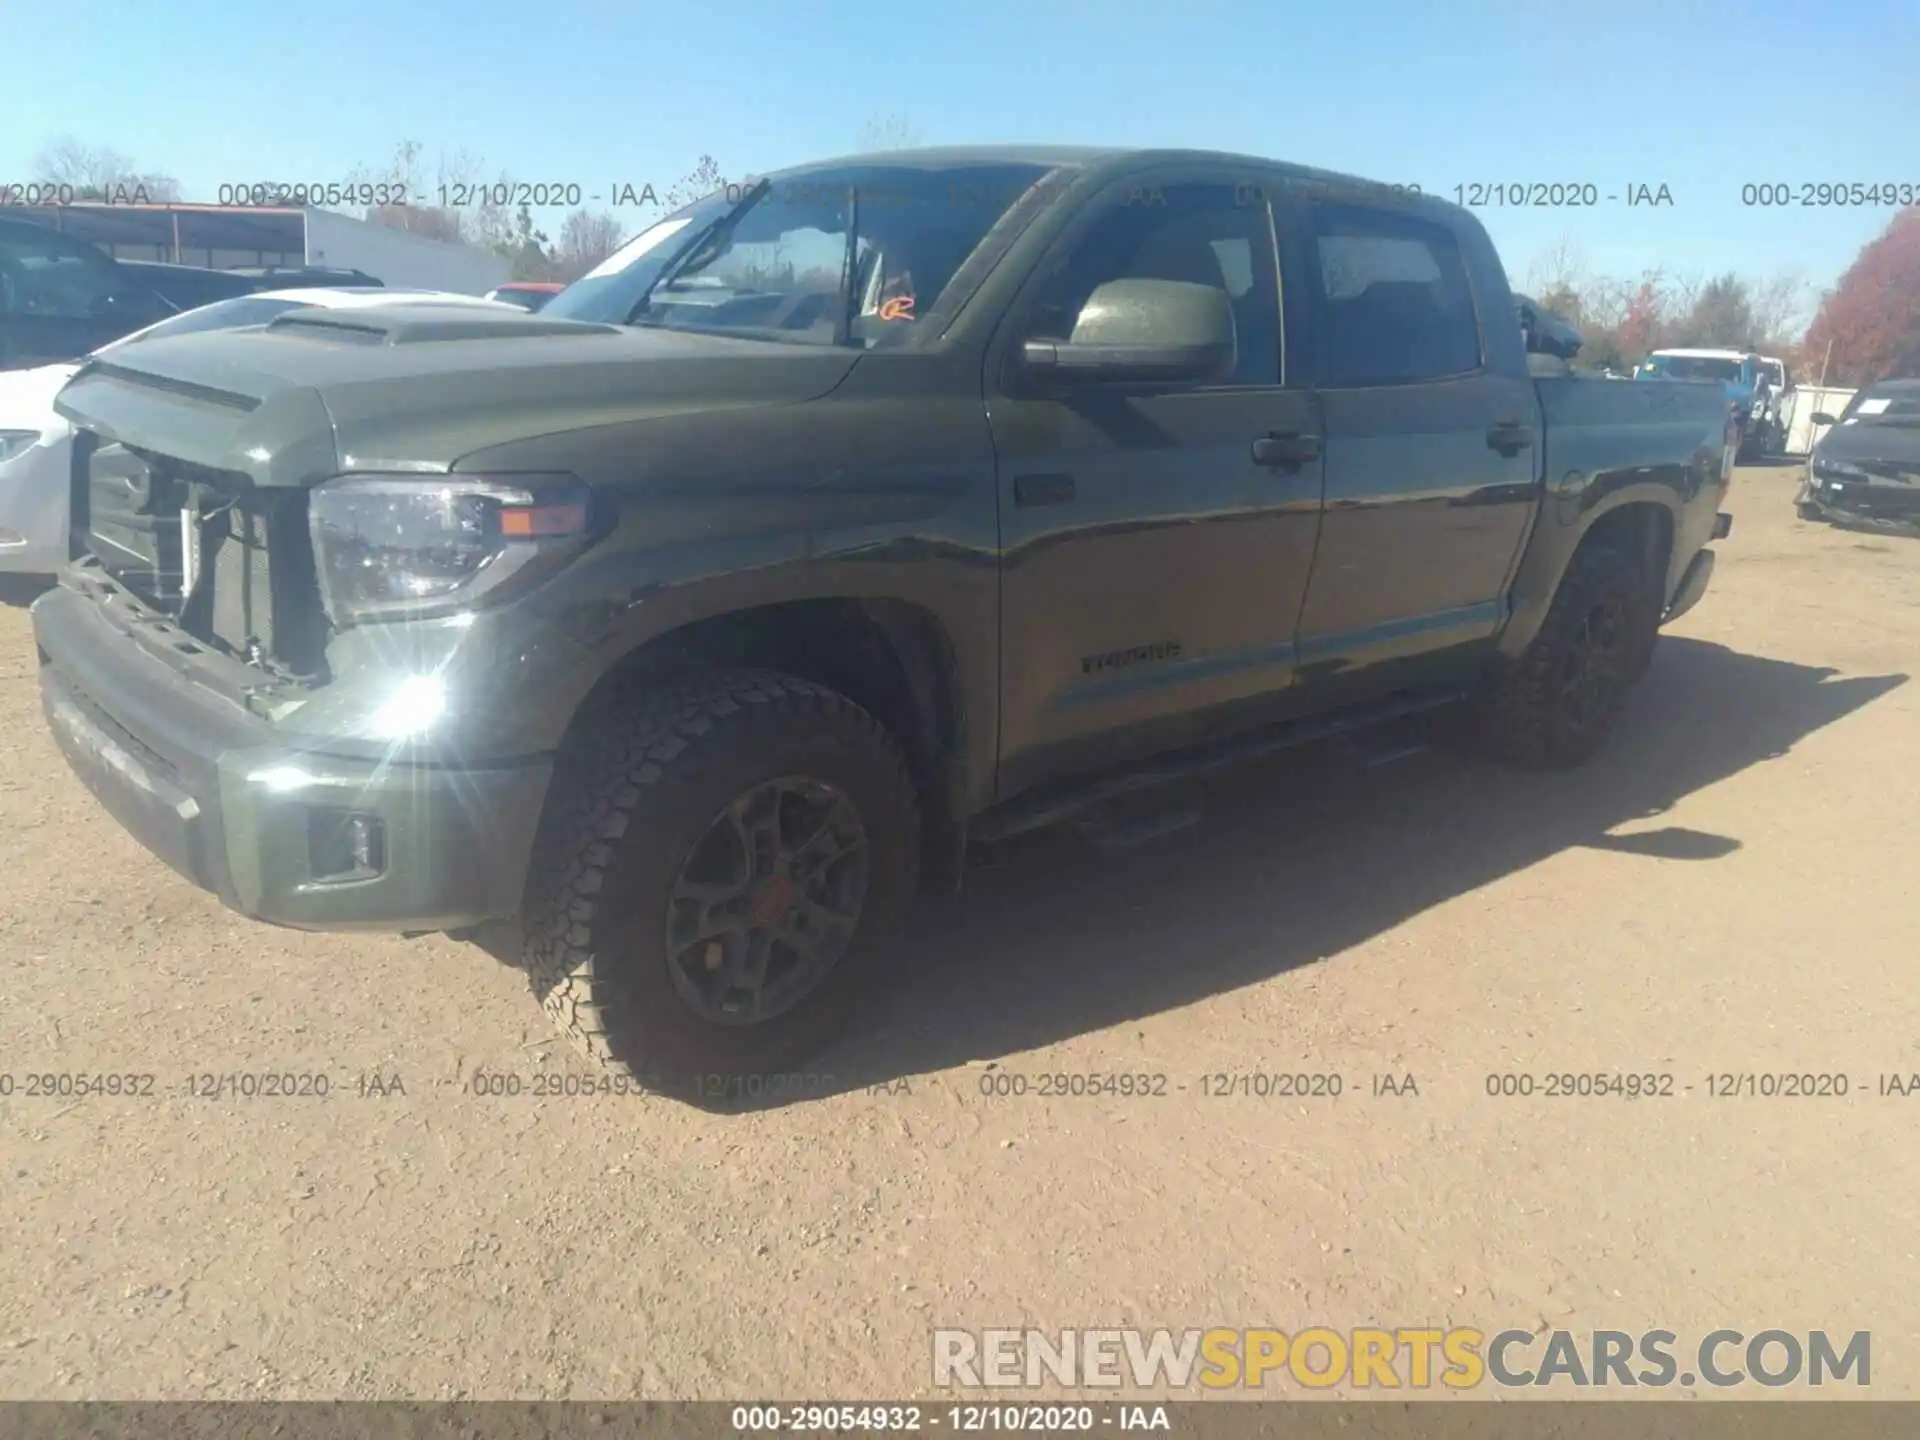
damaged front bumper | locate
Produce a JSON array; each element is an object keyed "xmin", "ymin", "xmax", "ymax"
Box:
[
  {"xmin": 32, "ymin": 580, "xmax": 553, "ymax": 932},
  {"xmin": 1798, "ymin": 472, "xmax": 1920, "ymax": 537}
]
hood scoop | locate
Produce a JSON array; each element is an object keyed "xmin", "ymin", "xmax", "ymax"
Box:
[{"xmin": 264, "ymin": 307, "xmax": 622, "ymax": 346}]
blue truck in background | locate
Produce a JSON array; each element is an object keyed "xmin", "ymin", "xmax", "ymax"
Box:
[{"xmin": 1635, "ymin": 348, "xmax": 1783, "ymax": 458}]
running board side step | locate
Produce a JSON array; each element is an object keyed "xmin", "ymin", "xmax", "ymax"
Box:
[{"xmin": 970, "ymin": 686, "xmax": 1467, "ymax": 846}]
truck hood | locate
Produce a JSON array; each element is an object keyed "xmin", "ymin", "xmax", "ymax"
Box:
[{"xmin": 51, "ymin": 305, "xmax": 862, "ymax": 487}]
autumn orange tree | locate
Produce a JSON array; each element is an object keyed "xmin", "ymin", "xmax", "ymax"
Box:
[{"xmin": 1802, "ymin": 206, "xmax": 1920, "ymax": 384}]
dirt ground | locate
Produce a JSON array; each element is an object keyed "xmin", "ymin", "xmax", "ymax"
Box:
[{"xmin": 1, "ymin": 462, "xmax": 1917, "ymax": 1402}]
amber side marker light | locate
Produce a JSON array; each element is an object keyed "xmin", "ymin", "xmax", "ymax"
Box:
[{"xmin": 499, "ymin": 502, "xmax": 589, "ymax": 538}]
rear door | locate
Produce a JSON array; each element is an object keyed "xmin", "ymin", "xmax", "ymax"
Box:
[
  {"xmin": 1287, "ymin": 198, "xmax": 1538, "ymax": 694},
  {"xmin": 988, "ymin": 167, "xmax": 1325, "ymax": 796}
]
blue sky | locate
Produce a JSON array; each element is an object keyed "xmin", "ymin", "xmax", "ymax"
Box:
[{"xmin": 6, "ymin": 0, "xmax": 1916, "ymax": 324}]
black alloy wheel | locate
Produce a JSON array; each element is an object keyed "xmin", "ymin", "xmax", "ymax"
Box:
[{"xmin": 665, "ymin": 776, "xmax": 871, "ymax": 1026}]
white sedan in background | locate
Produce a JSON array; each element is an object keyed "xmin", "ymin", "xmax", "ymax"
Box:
[{"xmin": 0, "ymin": 287, "xmax": 523, "ymax": 575}]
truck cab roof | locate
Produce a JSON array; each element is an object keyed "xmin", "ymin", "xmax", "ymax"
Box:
[{"xmin": 1649, "ymin": 347, "xmax": 1760, "ymax": 360}]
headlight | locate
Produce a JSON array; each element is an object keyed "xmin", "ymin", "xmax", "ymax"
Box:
[
  {"xmin": 1811, "ymin": 456, "xmax": 1867, "ymax": 482},
  {"xmin": 308, "ymin": 472, "xmax": 595, "ymax": 627},
  {"xmin": 0, "ymin": 430, "xmax": 42, "ymax": 464}
]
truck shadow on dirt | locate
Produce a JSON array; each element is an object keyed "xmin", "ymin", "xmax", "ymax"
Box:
[
  {"xmin": 471, "ymin": 636, "xmax": 1902, "ymax": 1109},
  {"xmin": 805, "ymin": 636, "xmax": 1904, "ymax": 1101}
]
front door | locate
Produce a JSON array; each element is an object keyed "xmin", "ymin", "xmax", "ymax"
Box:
[{"xmin": 988, "ymin": 173, "xmax": 1325, "ymax": 797}]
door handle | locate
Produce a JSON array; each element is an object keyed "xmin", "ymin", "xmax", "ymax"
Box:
[
  {"xmin": 1487, "ymin": 419, "xmax": 1534, "ymax": 455},
  {"xmin": 1251, "ymin": 431, "xmax": 1322, "ymax": 471}
]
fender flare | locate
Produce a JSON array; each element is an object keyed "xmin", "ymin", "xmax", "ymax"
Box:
[{"xmin": 1497, "ymin": 484, "xmax": 1682, "ymax": 661}]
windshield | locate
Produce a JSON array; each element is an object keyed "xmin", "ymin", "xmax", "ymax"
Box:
[
  {"xmin": 1640, "ymin": 354, "xmax": 1744, "ymax": 382},
  {"xmin": 1837, "ymin": 384, "xmax": 1920, "ymax": 424},
  {"xmin": 544, "ymin": 161, "xmax": 1060, "ymax": 347},
  {"xmin": 98, "ymin": 294, "xmax": 310, "ymax": 350}
]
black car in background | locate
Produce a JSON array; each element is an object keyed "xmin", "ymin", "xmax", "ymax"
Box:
[
  {"xmin": 1800, "ymin": 379, "xmax": 1920, "ymax": 534},
  {"xmin": 121, "ymin": 261, "xmax": 264, "ymax": 310},
  {"xmin": 0, "ymin": 217, "xmax": 262, "ymax": 369}
]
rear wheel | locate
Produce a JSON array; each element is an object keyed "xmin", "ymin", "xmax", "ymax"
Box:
[
  {"xmin": 1478, "ymin": 544, "xmax": 1654, "ymax": 769},
  {"xmin": 521, "ymin": 668, "xmax": 921, "ymax": 1101}
]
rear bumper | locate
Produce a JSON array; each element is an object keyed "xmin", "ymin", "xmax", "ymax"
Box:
[
  {"xmin": 32, "ymin": 583, "xmax": 552, "ymax": 932},
  {"xmin": 1663, "ymin": 519, "xmax": 1728, "ymax": 625}
]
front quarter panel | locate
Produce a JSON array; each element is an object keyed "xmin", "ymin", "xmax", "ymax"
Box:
[{"xmin": 340, "ymin": 354, "xmax": 1002, "ymax": 801}]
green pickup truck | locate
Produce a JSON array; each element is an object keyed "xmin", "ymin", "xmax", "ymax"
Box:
[{"xmin": 32, "ymin": 146, "xmax": 1733, "ymax": 1096}]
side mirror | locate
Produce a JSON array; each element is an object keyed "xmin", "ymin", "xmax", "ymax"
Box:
[
  {"xmin": 1022, "ymin": 278, "xmax": 1235, "ymax": 384},
  {"xmin": 1811, "ymin": 412, "xmax": 1836, "ymax": 426}
]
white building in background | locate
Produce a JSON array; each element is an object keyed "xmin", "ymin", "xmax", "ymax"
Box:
[{"xmin": 12, "ymin": 203, "xmax": 510, "ymax": 295}]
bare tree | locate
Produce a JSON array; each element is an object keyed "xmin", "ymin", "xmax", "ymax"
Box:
[
  {"xmin": 554, "ymin": 210, "xmax": 625, "ymax": 280},
  {"xmin": 663, "ymin": 155, "xmax": 730, "ymax": 211},
  {"xmin": 34, "ymin": 135, "xmax": 179, "ymax": 200},
  {"xmin": 1522, "ymin": 239, "xmax": 1587, "ymax": 308},
  {"xmin": 1748, "ymin": 268, "xmax": 1810, "ymax": 352},
  {"xmin": 856, "ymin": 113, "xmax": 923, "ymax": 152},
  {"xmin": 1664, "ymin": 269, "xmax": 1707, "ymax": 333},
  {"xmin": 350, "ymin": 139, "xmax": 519, "ymax": 249},
  {"xmin": 354, "ymin": 141, "xmax": 448, "ymax": 236},
  {"xmin": 1577, "ymin": 273, "xmax": 1635, "ymax": 333}
]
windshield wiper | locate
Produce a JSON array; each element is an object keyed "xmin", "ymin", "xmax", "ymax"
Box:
[{"xmin": 628, "ymin": 177, "xmax": 771, "ymax": 324}]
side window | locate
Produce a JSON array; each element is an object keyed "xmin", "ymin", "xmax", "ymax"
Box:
[
  {"xmin": 1021, "ymin": 182, "xmax": 1281, "ymax": 387},
  {"xmin": 1309, "ymin": 207, "xmax": 1481, "ymax": 386},
  {"xmin": 0, "ymin": 230, "xmax": 128, "ymax": 319}
]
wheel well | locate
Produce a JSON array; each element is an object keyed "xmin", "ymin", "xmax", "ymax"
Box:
[
  {"xmin": 1579, "ymin": 502, "xmax": 1674, "ymax": 595},
  {"xmin": 568, "ymin": 599, "xmax": 964, "ymax": 820}
]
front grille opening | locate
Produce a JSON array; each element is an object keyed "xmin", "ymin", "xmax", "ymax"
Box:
[
  {"xmin": 82, "ymin": 433, "xmax": 328, "ymax": 679},
  {"xmin": 84, "ymin": 438, "xmax": 195, "ymax": 610}
]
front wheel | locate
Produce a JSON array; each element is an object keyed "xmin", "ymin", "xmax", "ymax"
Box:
[
  {"xmin": 1476, "ymin": 544, "xmax": 1655, "ymax": 769},
  {"xmin": 520, "ymin": 668, "xmax": 921, "ymax": 1101}
]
